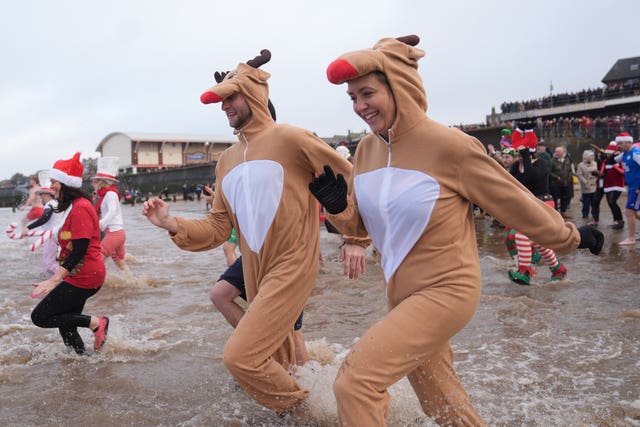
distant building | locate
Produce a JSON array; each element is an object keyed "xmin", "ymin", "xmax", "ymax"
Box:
[
  {"xmin": 96, "ymin": 132, "xmax": 236, "ymax": 174},
  {"xmin": 490, "ymin": 56, "xmax": 640, "ymax": 124},
  {"xmin": 602, "ymin": 56, "xmax": 640, "ymax": 87},
  {"xmin": 320, "ymin": 129, "xmax": 369, "ymax": 153}
]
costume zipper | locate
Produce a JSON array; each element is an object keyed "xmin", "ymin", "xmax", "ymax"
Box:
[{"xmin": 374, "ymin": 130, "xmax": 393, "ymax": 167}]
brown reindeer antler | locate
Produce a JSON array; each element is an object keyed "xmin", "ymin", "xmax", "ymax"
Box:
[
  {"xmin": 213, "ymin": 71, "xmax": 228, "ymax": 83},
  {"xmin": 246, "ymin": 49, "xmax": 271, "ymax": 68},
  {"xmin": 396, "ymin": 35, "xmax": 420, "ymax": 46}
]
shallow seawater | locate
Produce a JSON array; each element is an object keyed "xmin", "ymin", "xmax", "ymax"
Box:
[{"xmin": 0, "ymin": 200, "xmax": 638, "ymax": 426}]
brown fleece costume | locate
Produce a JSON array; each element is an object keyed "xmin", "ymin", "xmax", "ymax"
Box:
[
  {"xmin": 324, "ymin": 36, "xmax": 581, "ymax": 426},
  {"xmin": 169, "ymin": 51, "xmax": 365, "ymax": 413}
]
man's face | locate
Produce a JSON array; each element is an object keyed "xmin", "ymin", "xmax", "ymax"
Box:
[
  {"xmin": 620, "ymin": 140, "xmax": 633, "ymax": 153},
  {"xmin": 502, "ymin": 153, "xmax": 515, "ymax": 168},
  {"xmin": 554, "ymin": 147, "xmax": 565, "ymax": 159},
  {"xmin": 221, "ymin": 92, "xmax": 252, "ymax": 129}
]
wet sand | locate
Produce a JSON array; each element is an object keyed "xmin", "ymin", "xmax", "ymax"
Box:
[{"xmin": 0, "ymin": 196, "xmax": 639, "ymax": 426}]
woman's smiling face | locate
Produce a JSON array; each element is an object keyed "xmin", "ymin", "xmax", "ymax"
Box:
[{"xmin": 347, "ymin": 72, "xmax": 396, "ymax": 135}]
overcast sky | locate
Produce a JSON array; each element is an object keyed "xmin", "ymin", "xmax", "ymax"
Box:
[{"xmin": 1, "ymin": 0, "xmax": 637, "ymax": 180}]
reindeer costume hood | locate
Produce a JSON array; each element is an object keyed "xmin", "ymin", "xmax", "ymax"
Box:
[
  {"xmin": 327, "ymin": 35, "xmax": 427, "ymax": 140},
  {"xmin": 200, "ymin": 50, "xmax": 275, "ymax": 138}
]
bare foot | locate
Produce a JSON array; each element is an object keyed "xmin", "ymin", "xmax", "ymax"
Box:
[{"xmin": 617, "ymin": 238, "xmax": 637, "ymax": 246}]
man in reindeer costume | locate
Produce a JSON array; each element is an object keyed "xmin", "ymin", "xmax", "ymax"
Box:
[{"xmin": 143, "ymin": 50, "xmax": 368, "ymax": 414}]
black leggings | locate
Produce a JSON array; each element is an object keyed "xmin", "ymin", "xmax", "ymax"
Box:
[
  {"xmin": 605, "ymin": 190, "xmax": 623, "ymax": 222},
  {"xmin": 31, "ymin": 282, "xmax": 100, "ymax": 354},
  {"xmin": 592, "ymin": 188, "xmax": 603, "ymax": 222}
]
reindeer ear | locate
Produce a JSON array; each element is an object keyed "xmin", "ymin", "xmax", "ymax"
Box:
[
  {"xmin": 246, "ymin": 49, "xmax": 271, "ymax": 68},
  {"xmin": 396, "ymin": 35, "xmax": 420, "ymax": 46}
]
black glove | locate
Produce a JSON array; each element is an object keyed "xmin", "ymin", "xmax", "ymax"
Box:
[
  {"xmin": 577, "ymin": 225, "xmax": 604, "ymax": 255},
  {"xmin": 309, "ymin": 165, "xmax": 347, "ymax": 215}
]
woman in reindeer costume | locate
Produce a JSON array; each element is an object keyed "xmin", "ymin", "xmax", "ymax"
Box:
[
  {"xmin": 143, "ymin": 50, "xmax": 367, "ymax": 414},
  {"xmin": 310, "ymin": 35, "xmax": 603, "ymax": 426}
]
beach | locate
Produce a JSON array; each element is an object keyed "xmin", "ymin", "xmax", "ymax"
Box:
[{"xmin": 0, "ymin": 200, "xmax": 639, "ymax": 426}]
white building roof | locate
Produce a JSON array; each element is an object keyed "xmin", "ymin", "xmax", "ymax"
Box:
[{"xmin": 96, "ymin": 131, "xmax": 237, "ymax": 152}]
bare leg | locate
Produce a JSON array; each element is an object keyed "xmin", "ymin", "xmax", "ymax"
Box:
[
  {"xmin": 209, "ymin": 280, "xmax": 244, "ymax": 327},
  {"xmin": 618, "ymin": 208, "xmax": 639, "ymax": 245},
  {"xmin": 114, "ymin": 258, "xmax": 131, "ymax": 273},
  {"xmin": 293, "ymin": 329, "xmax": 308, "ymax": 365}
]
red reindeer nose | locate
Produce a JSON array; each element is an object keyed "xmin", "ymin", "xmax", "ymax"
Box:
[
  {"xmin": 326, "ymin": 59, "xmax": 359, "ymax": 84},
  {"xmin": 200, "ymin": 91, "xmax": 222, "ymax": 104}
]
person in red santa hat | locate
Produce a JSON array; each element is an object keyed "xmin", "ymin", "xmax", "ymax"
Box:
[
  {"xmin": 30, "ymin": 152, "xmax": 110, "ymax": 355},
  {"xmin": 601, "ymin": 140, "xmax": 626, "ymax": 229},
  {"xmin": 614, "ymin": 132, "xmax": 640, "ymax": 245}
]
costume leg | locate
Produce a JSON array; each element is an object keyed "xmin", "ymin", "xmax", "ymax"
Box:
[
  {"xmin": 407, "ymin": 344, "xmax": 484, "ymax": 426},
  {"xmin": 503, "ymin": 227, "xmax": 517, "ymax": 258},
  {"xmin": 514, "ymin": 231, "xmax": 532, "ymax": 271},
  {"xmin": 333, "ymin": 287, "xmax": 483, "ymax": 426},
  {"xmin": 532, "ymin": 243, "xmax": 558, "ymax": 267},
  {"xmin": 222, "ymin": 274, "xmax": 310, "ymax": 413},
  {"xmin": 508, "ymin": 231, "xmax": 534, "ymax": 284}
]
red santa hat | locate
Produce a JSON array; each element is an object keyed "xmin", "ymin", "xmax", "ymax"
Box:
[
  {"xmin": 605, "ymin": 141, "xmax": 618, "ymax": 154},
  {"xmin": 511, "ymin": 127, "xmax": 538, "ymax": 152},
  {"xmin": 615, "ymin": 132, "xmax": 633, "ymax": 143},
  {"xmin": 49, "ymin": 152, "xmax": 84, "ymax": 188}
]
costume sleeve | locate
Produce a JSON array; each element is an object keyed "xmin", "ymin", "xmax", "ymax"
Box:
[
  {"xmin": 460, "ymin": 138, "xmax": 580, "ymax": 254},
  {"xmin": 170, "ymin": 163, "xmax": 234, "ymax": 252},
  {"xmin": 298, "ymin": 131, "xmax": 370, "ymax": 247},
  {"xmin": 99, "ymin": 191, "xmax": 120, "ymax": 231},
  {"xmin": 27, "ymin": 206, "xmax": 53, "ymax": 229},
  {"xmin": 324, "ymin": 169, "xmax": 369, "ymax": 246}
]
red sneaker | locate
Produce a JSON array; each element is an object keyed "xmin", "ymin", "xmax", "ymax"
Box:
[{"xmin": 93, "ymin": 316, "xmax": 109, "ymax": 351}]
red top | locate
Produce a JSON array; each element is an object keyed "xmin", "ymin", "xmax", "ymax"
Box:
[{"xmin": 57, "ymin": 197, "xmax": 106, "ymax": 289}]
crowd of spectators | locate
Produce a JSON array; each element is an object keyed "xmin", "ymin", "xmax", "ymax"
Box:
[
  {"xmin": 457, "ymin": 113, "xmax": 640, "ymax": 142},
  {"xmin": 500, "ymin": 80, "xmax": 640, "ymax": 114},
  {"xmin": 539, "ymin": 113, "xmax": 640, "ymax": 140}
]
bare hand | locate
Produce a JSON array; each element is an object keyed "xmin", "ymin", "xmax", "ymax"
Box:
[
  {"xmin": 340, "ymin": 244, "xmax": 366, "ymax": 280},
  {"xmin": 30, "ymin": 279, "xmax": 58, "ymax": 299},
  {"xmin": 203, "ymin": 185, "xmax": 215, "ymax": 206},
  {"xmin": 142, "ymin": 198, "xmax": 178, "ymax": 233}
]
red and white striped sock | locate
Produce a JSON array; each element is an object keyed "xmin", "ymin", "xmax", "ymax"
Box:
[{"xmin": 532, "ymin": 243, "xmax": 558, "ymax": 268}]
